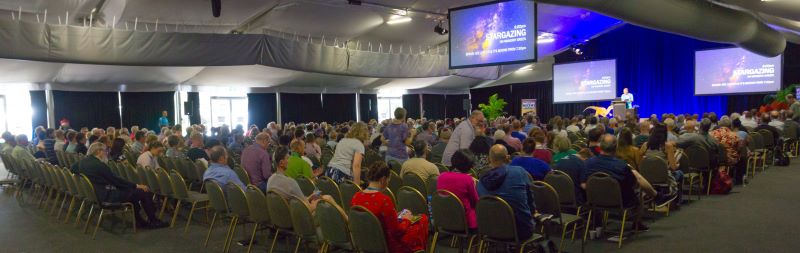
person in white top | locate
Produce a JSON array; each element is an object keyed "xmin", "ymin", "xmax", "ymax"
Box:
[
  {"xmin": 739, "ymin": 111, "xmax": 758, "ymax": 129},
  {"xmin": 137, "ymin": 141, "xmax": 165, "ymax": 169}
]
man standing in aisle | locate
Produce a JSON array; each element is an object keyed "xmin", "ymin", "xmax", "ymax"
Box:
[
  {"xmin": 621, "ymin": 88, "xmax": 634, "ymax": 109},
  {"xmin": 442, "ymin": 110, "xmax": 485, "ymax": 166},
  {"xmin": 159, "ymin": 110, "xmax": 170, "ymax": 130}
]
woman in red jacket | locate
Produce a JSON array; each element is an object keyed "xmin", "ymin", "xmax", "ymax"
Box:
[{"xmin": 351, "ymin": 161, "xmax": 429, "ymax": 253}]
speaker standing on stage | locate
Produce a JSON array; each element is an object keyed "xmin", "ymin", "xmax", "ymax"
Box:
[
  {"xmin": 621, "ymin": 88, "xmax": 634, "ymax": 109},
  {"xmin": 159, "ymin": 110, "xmax": 169, "ymax": 129}
]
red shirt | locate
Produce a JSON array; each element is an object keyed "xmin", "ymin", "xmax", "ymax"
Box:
[
  {"xmin": 533, "ymin": 148, "xmax": 553, "ymax": 164},
  {"xmin": 351, "ymin": 191, "xmax": 426, "ymax": 253}
]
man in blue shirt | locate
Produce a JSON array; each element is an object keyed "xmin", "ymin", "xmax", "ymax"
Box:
[
  {"xmin": 203, "ymin": 146, "xmax": 245, "ymax": 190},
  {"xmin": 510, "ymin": 138, "xmax": 551, "ymax": 180},
  {"xmin": 621, "ymin": 88, "xmax": 634, "ymax": 109},
  {"xmin": 478, "ymin": 144, "xmax": 536, "ymax": 240},
  {"xmin": 158, "ymin": 110, "xmax": 170, "ymax": 129}
]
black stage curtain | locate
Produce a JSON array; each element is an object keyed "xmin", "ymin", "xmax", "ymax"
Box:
[
  {"xmin": 247, "ymin": 93, "xmax": 277, "ymax": 128},
  {"xmin": 445, "ymin": 94, "xmax": 470, "ymax": 119},
  {"xmin": 280, "ymin": 93, "xmax": 323, "ymax": 123},
  {"xmin": 422, "ymin": 94, "xmax": 446, "ymax": 120},
  {"xmin": 322, "ymin": 94, "xmax": 356, "ymax": 123},
  {"xmin": 52, "ymin": 90, "xmax": 120, "ymax": 129},
  {"xmin": 121, "ymin": 92, "xmax": 175, "ymax": 131},
  {"xmin": 29, "ymin": 91, "xmax": 48, "ymax": 130},
  {"xmin": 469, "ymin": 85, "xmax": 512, "ymax": 113},
  {"xmin": 359, "ymin": 94, "xmax": 378, "ymax": 122},
  {"xmin": 402, "ymin": 94, "xmax": 421, "ymax": 119},
  {"xmin": 187, "ymin": 92, "xmax": 201, "ymax": 125}
]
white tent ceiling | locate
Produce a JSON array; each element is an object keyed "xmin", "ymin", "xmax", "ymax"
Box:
[{"xmin": 0, "ymin": 0, "xmax": 796, "ymax": 92}]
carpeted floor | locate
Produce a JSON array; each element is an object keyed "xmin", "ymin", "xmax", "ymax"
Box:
[{"xmin": 1, "ymin": 160, "xmax": 798, "ymax": 253}]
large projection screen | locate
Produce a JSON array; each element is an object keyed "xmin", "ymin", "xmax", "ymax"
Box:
[
  {"xmin": 449, "ymin": 0, "xmax": 537, "ymax": 69},
  {"xmin": 695, "ymin": 47, "xmax": 782, "ymax": 95},
  {"xmin": 553, "ymin": 59, "xmax": 617, "ymax": 103}
]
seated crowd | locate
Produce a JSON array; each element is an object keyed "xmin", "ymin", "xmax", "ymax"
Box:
[{"xmin": 3, "ymin": 94, "xmax": 800, "ymax": 251}]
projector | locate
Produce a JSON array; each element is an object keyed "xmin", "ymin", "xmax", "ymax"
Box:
[{"xmin": 434, "ymin": 23, "xmax": 448, "ymax": 35}]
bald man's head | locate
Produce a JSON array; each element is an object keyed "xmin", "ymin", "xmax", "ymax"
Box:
[
  {"xmin": 684, "ymin": 120, "xmax": 697, "ymax": 133},
  {"xmin": 488, "ymin": 144, "xmax": 510, "ymax": 167}
]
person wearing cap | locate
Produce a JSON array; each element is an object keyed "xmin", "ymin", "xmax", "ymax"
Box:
[{"xmin": 427, "ymin": 128, "xmax": 451, "ymax": 164}]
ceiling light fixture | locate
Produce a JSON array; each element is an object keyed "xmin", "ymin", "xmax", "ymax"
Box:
[
  {"xmin": 434, "ymin": 20, "xmax": 448, "ymax": 35},
  {"xmin": 517, "ymin": 64, "xmax": 534, "ymax": 72},
  {"xmin": 537, "ymin": 32, "xmax": 555, "ymax": 44},
  {"xmin": 386, "ymin": 15, "xmax": 412, "ymax": 25}
]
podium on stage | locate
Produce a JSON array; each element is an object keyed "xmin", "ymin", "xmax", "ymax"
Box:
[{"xmin": 613, "ymin": 98, "xmax": 628, "ymax": 120}]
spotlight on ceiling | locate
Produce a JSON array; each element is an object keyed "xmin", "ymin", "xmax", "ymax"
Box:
[
  {"xmin": 434, "ymin": 21, "xmax": 448, "ymax": 35},
  {"xmin": 348, "ymin": 0, "xmax": 362, "ymax": 5},
  {"xmin": 386, "ymin": 15, "xmax": 412, "ymax": 25},
  {"xmin": 572, "ymin": 43, "xmax": 585, "ymax": 55}
]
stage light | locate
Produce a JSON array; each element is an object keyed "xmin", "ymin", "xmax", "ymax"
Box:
[
  {"xmin": 537, "ymin": 33, "xmax": 554, "ymax": 44},
  {"xmin": 434, "ymin": 21, "xmax": 448, "ymax": 35},
  {"xmin": 572, "ymin": 43, "xmax": 585, "ymax": 55},
  {"xmin": 386, "ymin": 15, "xmax": 412, "ymax": 25},
  {"xmin": 348, "ymin": 0, "xmax": 362, "ymax": 5}
]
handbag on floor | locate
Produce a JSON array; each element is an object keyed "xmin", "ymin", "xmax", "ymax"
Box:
[{"xmin": 710, "ymin": 170, "xmax": 732, "ymax": 195}]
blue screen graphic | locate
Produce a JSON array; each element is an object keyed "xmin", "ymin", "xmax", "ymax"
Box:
[
  {"xmin": 449, "ymin": 0, "xmax": 536, "ymax": 69},
  {"xmin": 695, "ymin": 47, "xmax": 782, "ymax": 95},
  {"xmin": 553, "ymin": 59, "xmax": 617, "ymax": 103}
]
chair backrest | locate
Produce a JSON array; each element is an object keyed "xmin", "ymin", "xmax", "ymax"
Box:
[
  {"xmin": 434, "ymin": 163, "xmax": 449, "ymax": 173},
  {"xmin": 79, "ymin": 174, "xmax": 99, "ymax": 203},
  {"xmin": 266, "ymin": 190, "xmax": 294, "ymax": 230},
  {"xmin": 156, "ymin": 168, "xmax": 174, "ymax": 197},
  {"xmin": 179, "ymin": 159, "xmax": 198, "ymax": 183},
  {"xmin": 685, "ymin": 145, "xmax": 709, "ymax": 170},
  {"xmin": 401, "ymin": 172, "xmax": 427, "ymax": 196},
  {"xmin": 543, "ymin": 170, "xmax": 577, "ymax": 207},
  {"xmin": 396, "ymin": 186, "xmax": 428, "ymax": 215},
  {"xmin": 640, "ymin": 155, "xmax": 669, "ymax": 185},
  {"xmin": 226, "ymin": 183, "xmax": 250, "ymax": 218},
  {"xmin": 135, "ymin": 166, "xmax": 150, "ymax": 188},
  {"xmin": 388, "ymin": 171, "xmax": 403, "ymax": 195},
  {"xmin": 204, "ymin": 180, "xmax": 229, "ymax": 213},
  {"xmin": 168, "ymin": 170, "xmax": 189, "ymax": 199},
  {"xmin": 144, "ymin": 168, "xmax": 161, "ymax": 194},
  {"xmin": 233, "ymin": 166, "xmax": 250, "ymax": 186},
  {"xmin": 388, "ymin": 160, "xmax": 402, "ymax": 174},
  {"xmin": 476, "ymin": 195, "xmax": 519, "ymax": 243},
  {"xmin": 339, "ymin": 180, "xmax": 362, "ymax": 210},
  {"xmin": 348, "ymin": 205, "xmax": 389, "ymax": 253},
  {"xmin": 530, "ymin": 181, "xmax": 562, "ymax": 219},
  {"xmin": 382, "ymin": 188, "xmax": 396, "ymax": 204},
  {"xmin": 431, "ymin": 189, "xmax": 469, "ymax": 234},
  {"xmin": 295, "ymin": 176, "xmax": 317, "ymax": 196},
  {"xmin": 124, "ymin": 164, "xmax": 138, "ymax": 184},
  {"xmin": 194, "ymin": 160, "xmax": 208, "ymax": 181},
  {"xmin": 785, "ymin": 123, "xmax": 798, "ymax": 139},
  {"xmin": 72, "ymin": 173, "xmax": 85, "ymax": 198},
  {"xmin": 315, "ymin": 198, "xmax": 354, "ymax": 249},
  {"xmin": 758, "ymin": 129, "xmax": 774, "ymax": 147},
  {"xmin": 244, "ymin": 185, "xmax": 271, "ymax": 224},
  {"xmin": 320, "ymin": 146, "xmax": 334, "ymax": 168},
  {"xmin": 317, "ymin": 176, "xmax": 343, "ymax": 206},
  {"xmin": 289, "ymin": 197, "xmax": 317, "ymax": 238},
  {"xmin": 748, "ymin": 132, "xmax": 762, "ymax": 150},
  {"xmin": 585, "ymin": 172, "xmax": 623, "ymax": 209},
  {"xmin": 426, "ymin": 174, "xmax": 438, "ymax": 197}
]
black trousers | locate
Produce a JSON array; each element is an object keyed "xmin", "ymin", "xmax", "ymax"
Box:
[{"xmin": 126, "ymin": 189, "xmax": 158, "ymax": 223}]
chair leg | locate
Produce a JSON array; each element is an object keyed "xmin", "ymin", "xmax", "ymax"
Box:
[
  {"xmin": 583, "ymin": 210, "xmax": 593, "ymax": 242},
  {"xmin": 618, "ymin": 210, "xmax": 627, "ymax": 249},
  {"xmin": 159, "ymin": 196, "xmax": 169, "ymax": 219},
  {"xmin": 224, "ymin": 216, "xmax": 238, "ymax": 253},
  {"xmin": 269, "ymin": 230, "xmax": 280, "ymax": 253},
  {"xmin": 466, "ymin": 235, "xmax": 476, "ymax": 253},
  {"xmin": 171, "ymin": 200, "xmax": 182, "ymax": 228},
  {"xmin": 56, "ymin": 195, "xmax": 70, "ymax": 220},
  {"xmin": 204, "ymin": 213, "xmax": 218, "ymax": 247},
  {"xmin": 185, "ymin": 202, "xmax": 198, "ymax": 233},
  {"xmin": 706, "ymin": 170, "xmax": 713, "ymax": 195},
  {"xmin": 63, "ymin": 197, "xmax": 77, "ymax": 223},
  {"xmin": 92, "ymin": 209, "xmax": 106, "ymax": 240},
  {"xmin": 559, "ymin": 223, "xmax": 568, "ymax": 253},
  {"xmin": 294, "ymin": 235, "xmax": 303, "ymax": 253},
  {"xmin": 246, "ymin": 223, "xmax": 259, "ymax": 253},
  {"xmin": 74, "ymin": 200, "xmax": 86, "ymax": 226},
  {"xmin": 83, "ymin": 205, "xmax": 95, "ymax": 234},
  {"xmin": 130, "ymin": 207, "xmax": 137, "ymax": 234}
]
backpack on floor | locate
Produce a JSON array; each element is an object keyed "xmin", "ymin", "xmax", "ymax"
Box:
[{"xmin": 710, "ymin": 170, "xmax": 732, "ymax": 195}]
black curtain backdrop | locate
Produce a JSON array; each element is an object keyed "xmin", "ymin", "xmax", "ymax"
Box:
[
  {"xmin": 359, "ymin": 94, "xmax": 378, "ymax": 122},
  {"xmin": 445, "ymin": 94, "xmax": 470, "ymax": 119},
  {"xmin": 29, "ymin": 91, "xmax": 48, "ymax": 130},
  {"xmin": 247, "ymin": 93, "xmax": 277, "ymax": 128},
  {"xmin": 52, "ymin": 90, "xmax": 120, "ymax": 129},
  {"xmin": 321, "ymin": 94, "xmax": 356, "ymax": 123},
  {"xmin": 280, "ymin": 93, "xmax": 323, "ymax": 123},
  {"xmin": 187, "ymin": 92, "xmax": 201, "ymax": 125},
  {"xmin": 422, "ymin": 94, "xmax": 446, "ymax": 120},
  {"xmin": 402, "ymin": 94, "xmax": 421, "ymax": 119},
  {"xmin": 121, "ymin": 92, "xmax": 175, "ymax": 131},
  {"xmin": 469, "ymin": 85, "xmax": 512, "ymax": 113}
]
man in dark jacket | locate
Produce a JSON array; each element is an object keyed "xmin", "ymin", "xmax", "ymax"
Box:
[
  {"xmin": 73, "ymin": 142, "xmax": 167, "ymax": 229},
  {"xmin": 477, "ymin": 144, "xmax": 536, "ymax": 240}
]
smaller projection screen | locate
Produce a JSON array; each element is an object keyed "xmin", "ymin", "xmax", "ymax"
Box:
[
  {"xmin": 553, "ymin": 59, "xmax": 617, "ymax": 103},
  {"xmin": 449, "ymin": 0, "xmax": 537, "ymax": 69},
  {"xmin": 695, "ymin": 47, "xmax": 782, "ymax": 95}
]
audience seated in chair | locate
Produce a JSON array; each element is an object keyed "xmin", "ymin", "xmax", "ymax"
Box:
[
  {"xmin": 202, "ymin": 146, "xmax": 245, "ymax": 190},
  {"xmin": 137, "ymin": 141, "xmax": 164, "ymax": 170},
  {"xmin": 267, "ymin": 146, "xmax": 332, "ymax": 212},
  {"xmin": 437, "ymin": 149, "xmax": 480, "ymax": 230},
  {"xmin": 510, "ymin": 138, "xmax": 551, "ymax": 181},
  {"xmin": 351, "ymin": 161, "xmax": 430, "ymax": 253},
  {"xmin": 400, "ymin": 140, "xmax": 440, "ymax": 184},
  {"xmin": 477, "ymin": 144, "xmax": 536, "ymax": 240}
]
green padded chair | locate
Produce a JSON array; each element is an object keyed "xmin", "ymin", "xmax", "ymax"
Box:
[
  {"xmin": 639, "ymin": 156, "xmax": 677, "ymax": 215},
  {"xmin": 225, "ymin": 183, "xmax": 251, "ymax": 253},
  {"xmin": 289, "ymin": 197, "xmax": 321, "ymax": 253},
  {"xmin": 426, "ymin": 175, "xmax": 438, "ymax": 198},
  {"xmin": 349, "ymin": 205, "xmax": 390, "ymax": 253},
  {"xmin": 314, "ymin": 198, "xmax": 355, "ymax": 253},
  {"xmin": 71, "ymin": 173, "xmax": 89, "ymax": 225},
  {"xmin": 168, "ymin": 171, "xmax": 209, "ymax": 232},
  {"xmin": 244, "ymin": 185, "xmax": 272, "ymax": 253},
  {"xmin": 203, "ymin": 180, "xmax": 233, "ymax": 250},
  {"xmin": 233, "ymin": 166, "xmax": 250, "ymax": 186},
  {"xmin": 396, "ymin": 186, "xmax": 428, "ymax": 215},
  {"xmin": 79, "ymin": 175, "xmax": 136, "ymax": 240},
  {"xmin": 531, "ymin": 181, "xmax": 583, "ymax": 252},
  {"xmin": 430, "ymin": 189, "xmax": 476, "ymax": 253},
  {"xmin": 295, "ymin": 176, "xmax": 317, "ymax": 196},
  {"xmin": 266, "ymin": 190, "xmax": 297, "ymax": 253},
  {"xmin": 402, "ymin": 172, "xmax": 428, "ymax": 197},
  {"xmin": 317, "ymin": 176, "xmax": 343, "ymax": 206},
  {"xmin": 434, "ymin": 163, "xmax": 449, "ymax": 173},
  {"xmin": 339, "ymin": 180, "xmax": 362, "ymax": 210},
  {"xmin": 388, "ymin": 171, "xmax": 403, "ymax": 197},
  {"xmin": 544, "ymin": 170, "xmax": 582, "ymax": 215},
  {"xmin": 583, "ymin": 172, "xmax": 639, "ymax": 249},
  {"xmin": 144, "ymin": 168, "xmax": 162, "ymax": 197},
  {"xmin": 476, "ymin": 196, "xmax": 543, "ymax": 253},
  {"xmin": 683, "ymin": 145, "xmax": 709, "ymax": 199},
  {"xmin": 156, "ymin": 169, "xmax": 175, "ymax": 219},
  {"xmin": 388, "ymin": 160, "xmax": 403, "ymax": 174}
]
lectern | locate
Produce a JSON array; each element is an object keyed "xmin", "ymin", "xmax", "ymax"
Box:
[{"xmin": 612, "ymin": 99, "xmax": 628, "ymax": 119}]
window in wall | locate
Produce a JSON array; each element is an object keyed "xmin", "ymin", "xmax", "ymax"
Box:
[
  {"xmin": 378, "ymin": 89, "xmax": 405, "ymax": 122},
  {"xmin": 210, "ymin": 97, "xmax": 248, "ymax": 130},
  {"xmin": 0, "ymin": 85, "xmax": 33, "ymax": 138}
]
